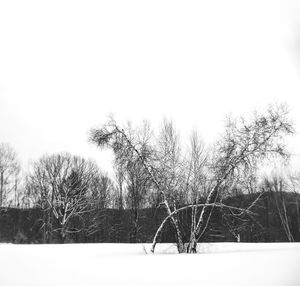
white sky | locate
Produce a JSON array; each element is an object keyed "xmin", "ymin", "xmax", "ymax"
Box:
[{"xmin": 1, "ymin": 0, "xmax": 300, "ymax": 174}]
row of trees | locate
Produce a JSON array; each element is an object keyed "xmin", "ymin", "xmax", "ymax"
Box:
[{"xmin": 0, "ymin": 104, "xmax": 298, "ymax": 252}]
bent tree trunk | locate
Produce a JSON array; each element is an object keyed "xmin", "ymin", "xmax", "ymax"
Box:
[
  {"xmin": 164, "ymin": 200, "xmax": 184, "ymax": 253},
  {"xmin": 187, "ymin": 183, "xmax": 220, "ymax": 253},
  {"xmin": 91, "ymin": 125, "xmax": 185, "ymax": 252},
  {"xmin": 115, "ymin": 127, "xmax": 185, "ymax": 253},
  {"xmin": 150, "ymin": 201, "xmax": 257, "ymax": 253}
]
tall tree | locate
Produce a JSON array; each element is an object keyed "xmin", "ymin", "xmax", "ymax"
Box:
[
  {"xmin": 90, "ymin": 118, "xmax": 185, "ymax": 252},
  {"xmin": 155, "ymin": 119, "xmax": 185, "ymax": 206},
  {"xmin": 85, "ymin": 173, "xmax": 114, "ymax": 242},
  {"xmin": 185, "ymin": 104, "xmax": 294, "ymax": 252},
  {"xmin": 0, "ymin": 143, "xmax": 20, "ymax": 207},
  {"xmin": 184, "ymin": 131, "xmax": 209, "ymax": 203},
  {"xmin": 123, "ymin": 121, "xmax": 153, "ymax": 242}
]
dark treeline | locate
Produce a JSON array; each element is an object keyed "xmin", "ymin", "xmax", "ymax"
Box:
[
  {"xmin": 1, "ymin": 191, "xmax": 300, "ymax": 244},
  {"xmin": 1, "ymin": 104, "xmax": 300, "ymax": 252}
]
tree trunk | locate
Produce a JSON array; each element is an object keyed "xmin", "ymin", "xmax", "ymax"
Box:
[
  {"xmin": 188, "ymin": 184, "xmax": 220, "ymax": 252},
  {"xmin": 0, "ymin": 171, "xmax": 4, "ymax": 207},
  {"xmin": 60, "ymin": 226, "xmax": 66, "ymax": 243}
]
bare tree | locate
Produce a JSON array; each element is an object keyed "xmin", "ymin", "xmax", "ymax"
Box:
[
  {"xmin": 93, "ymin": 120, "xmax": 154, "ymax": 242},
  {"xmin": 182, "ymin": 131, "xmax": 210, "ymax": 244},
  {"xmin": 262, "ymin": 174, "xmax": 294, "ymax": 242},
  {"xmin": 26, "ymin": 153, "xmax": 100, "ymax": 242},
  {"xmin": 90, "ymin": 118, "xmax": 185, "ymax": 252},
  {"xmin": 288, "ymin": 173, "xmax": 300, "ymax": 238},
  {"xmin": 185, "ymin": 131, "xmax": 208, "ymax": 202},
  {"xmin": 85, "ymin": 173, "xmax": 114, "ymax": 241},
  {"xmin": 155, "ymin": 120, "xmax": 185, "ymax": 205},
  {"xmin": 0, "ymin": 143, "xmax": 20, "ymax": 207},
  {"xmin": 90, "ymin": 173, "xmax": 112, "ymax": 209},
  {"xmin": 184, "ymin": 104, "xmax": 294, "ymax": 252},
  {"xmin": 123, "ymin": 121, "xmax": 153, "ymax": 242}
]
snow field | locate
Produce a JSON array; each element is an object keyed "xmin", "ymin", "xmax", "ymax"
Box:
[{"xmin": 0, "ymin": 243, "xmax": 299, "ymax": 286}]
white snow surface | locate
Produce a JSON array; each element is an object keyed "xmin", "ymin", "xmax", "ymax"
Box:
[{"xmin": 0, "ymin": 242, "xmax": 299, "ymax": 286}]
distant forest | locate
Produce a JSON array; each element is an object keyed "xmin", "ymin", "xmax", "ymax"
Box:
[
  {"xmin": 1, "ymin": 192, "xmax": 300, "ymax": 244},
  {"xmin": 1, "ymin": 104, "xmax": 300, "ymax": 252}
]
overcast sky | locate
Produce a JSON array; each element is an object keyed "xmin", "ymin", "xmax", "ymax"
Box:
[{"xmin": 1, "ymin": 0, "xmax": 300, "ymax": 174}]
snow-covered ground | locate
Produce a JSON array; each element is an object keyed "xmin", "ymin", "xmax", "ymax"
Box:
[{"xmin": 0, "ymin": 243, "xmax": 299, "ymax": 286}]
